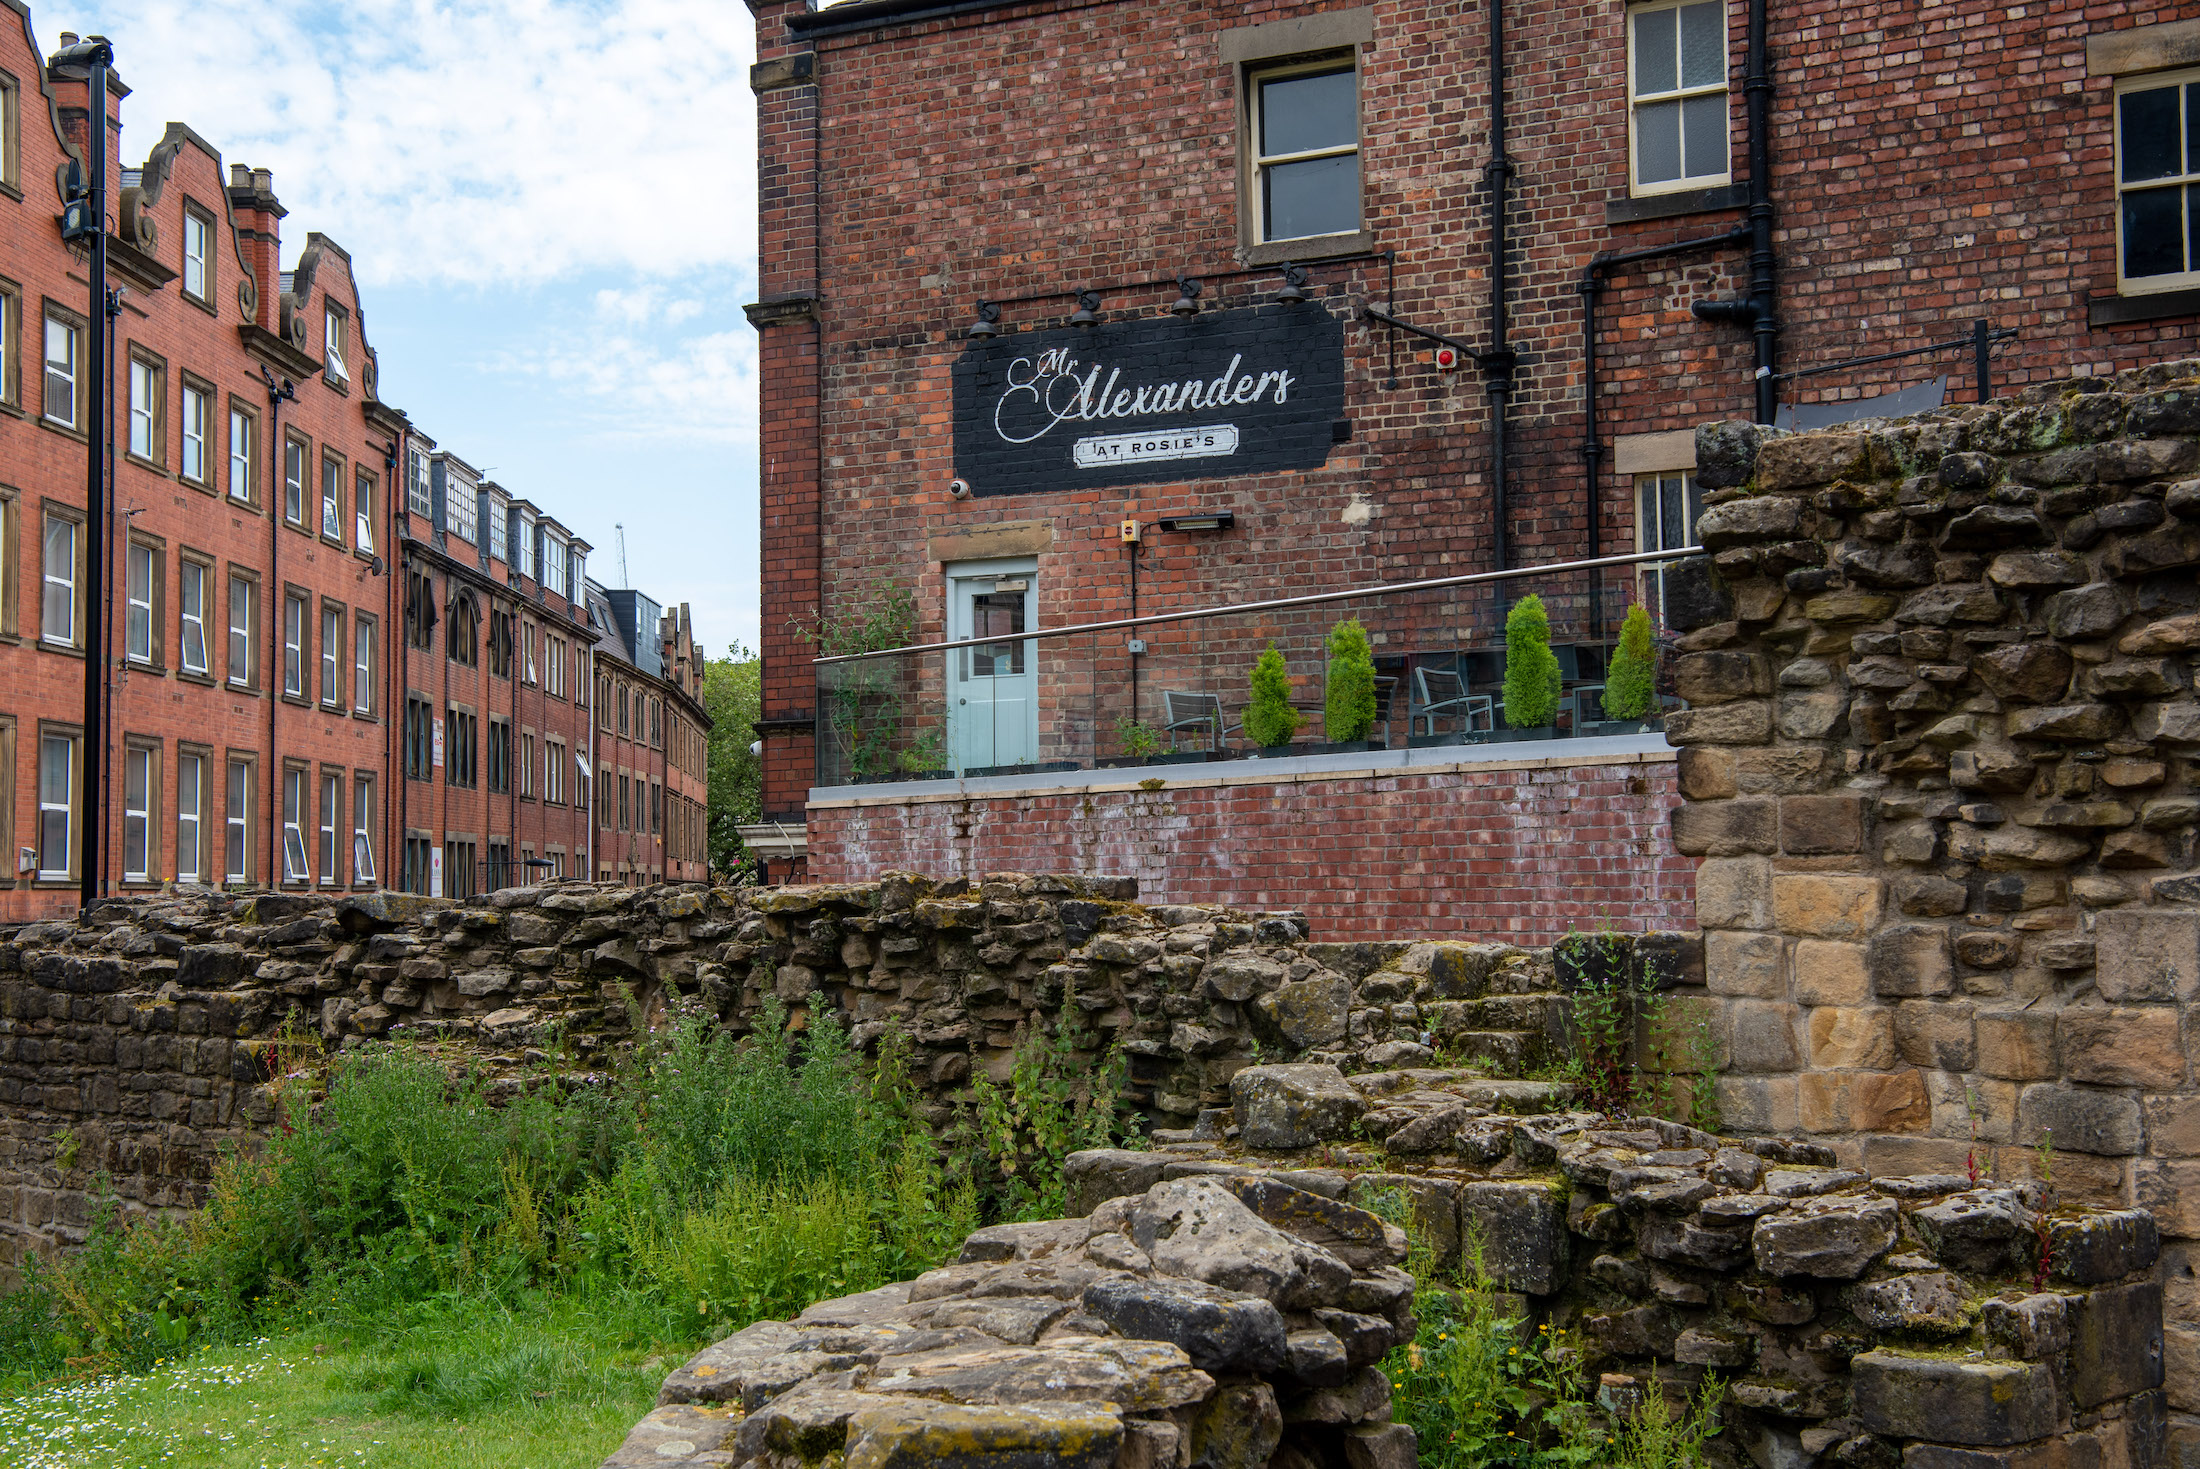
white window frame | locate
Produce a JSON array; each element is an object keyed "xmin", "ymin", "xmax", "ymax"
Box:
[
  {"xmin": 544, "ymin": 535, "xmax": 565, "ymax": 595},
  {"xmin": 182, "ymin": 211, "xmax": 210, "ymax": 301},
  {"xmin": 284, "ymin": 437, "xmax": 306, "ymax": 524},
  {"xmin": 283, "ymin": 591, "xmax": 307, "ymax": 697},
  {"xmin": 407, "ymin": 447, "xmax": 432, "ymax": 516},
  {"xmin": 228, "ymin": 407, "xmax": 254, "ymax": 502},
  {"xmin": 180, "ymin": 560, "xmax": 209, "ymax": 674},
  {"xmin": 353, "ymin": 775, "xmax": 377, "ymax": 883},
  {"xmin": 125, "ymin": 541, "xmax": 154, "ymax": 664},
  {"xmin": 176, "ymin": 751, "xmax": 204, "ymax": 883},
  {"xmin": 488, "ymin": 494, "xmax": 508, "ymax": 563},
  {"xmin": 181, "ymin": 383, "xmax": 207, "ymax": 483},
  {"xmin": 321, "ymin": 455, "xmax": 343, "ymax": 540},
  {"xmin": 354, "ymin": 617, "xmax": 375, "ymax": 714},
  {"xmin": 1247, "ymin": 55, "xmax": 1361, "ymax": 245},
  {"xmin": 41, "ymin": 512, "xmax": 76, "ymax": 647},
  {"xmin": 324, "ymin": 306, "xmax": 349, "ymax": 385},
  {"xmin": 123, "ymin": 744, "xmax": 153, "ymax": 882},
  {"xmin": 447, "ymin": 475, "xmax": 478, "ymax": 544},
  {"xmin": 37, "ymin": 732, "xmax": 73, "ymax": 880},
  {"xmin": 2113, "ymin": 67, "xmax": 2200, "ymax": 295},
  {"xmin": 282, "ymin": 766, "xmax": 309, "ymax": 882},
  {"xmin": 128, "ymin": 357, "xmax": 158, "ymax": 460},
  {"xmin": 1636, "ymin": 470, "xmax": 1705, "ymax": 630},
  {"xmin": 354, "ymin": 471, "xmax": 375, "ymax": 554},
  {"xmin": 228, "ymin": 574, "xmax": 254, "ymax": 688},
  {"xmin": 321, "ymin": 604, "xmax": 342, "ymax": 707},
  {"xmin": 225, "ymin": 758, "xmax": 251, "ymax": 884},
  {"xmin": 42, "ymin": 312, "xmax": 77, "ymax": 428},
  {"xmin": 1626, "ymin": 0, "xmax": 1731, "ymax": 197},
  {"xmin": 318, "ymin": 770, "xmax": 340, "ymax": 886}
]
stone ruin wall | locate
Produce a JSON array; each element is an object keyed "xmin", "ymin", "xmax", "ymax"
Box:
[
  {"xmin": 602, "ymin": 1070, "xmax": 2172, "ymax": 1469},
  {"xmin": 1658, "ymin": 357, "xmax": 2200, "ymax": 1438},
  {"xmin": 0, "ymin": 875, "xmax": 1694, "ymax": 1280}
]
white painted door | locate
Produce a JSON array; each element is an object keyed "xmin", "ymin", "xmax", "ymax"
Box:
[{"xmin": 947, "ymin": 563, "xmax": 1038, "ymax": 772}]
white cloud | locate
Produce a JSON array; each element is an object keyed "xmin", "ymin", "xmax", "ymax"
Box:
[
  {"xmin": 47, "ymin": 0, "xmax": 759, "ymax": 289},
  {"xmin": 487, "ymin": 272, "xmax": 760, "ymax": 447}
]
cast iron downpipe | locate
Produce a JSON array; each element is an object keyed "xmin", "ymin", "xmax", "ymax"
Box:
[
  {"xmin": 1482, "ymin": 0, "xmax": 1517, "ymax": 576},
  {"xmin": 1577, "ymin": 225, "xmax": 1746, "ymax": 628},
  {"xmin": 1689, "ymin": 0, "xmax": 1779, "ymax": 420}
]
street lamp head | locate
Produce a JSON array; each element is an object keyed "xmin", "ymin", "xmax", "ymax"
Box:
[{"xmin": 50, "ymin": 35, "xmax": 114, "ymax": 68}]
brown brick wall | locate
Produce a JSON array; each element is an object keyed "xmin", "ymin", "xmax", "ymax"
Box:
[
  {"xmin": 808, "ymin": 750, "xmax": 1694, "ymax": 941},
  {"xmin": 746, "ymin": 0, "xmax": 2200, "ymax": 830}
]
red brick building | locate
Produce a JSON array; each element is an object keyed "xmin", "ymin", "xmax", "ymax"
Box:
[
  {"xmin": 743, "ymin": 0, "xmax": 2200, "ymax": 912},
  {"xmin": 0, "ymin": 2, "xmax": 709, "ymax": 918},
  {"xmin": 391, "ymin": 443, "xmax": 600, "ymax": 900},
  {"xmin": 2, "ymin": 10, "xmax": 399, "ymax": 920},
  {"xmin": 584, "ymin": 587, "xmax": 712, "ymax": 886}
]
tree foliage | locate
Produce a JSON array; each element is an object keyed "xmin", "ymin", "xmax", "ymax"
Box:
[
  {"xmin": 1324, "ymin": 618, "xmax": 1377, "ymax": 742},
  {"xmin": 1603, "ymin": 603, "xmax": 1658, "ymax": 721},
  {"xmin": 1501, "ymin": 594, "xmax": 1561, "ymax": 730},
  {"xmin": 1244, "ymin": 646, "xmax": 1303, "ymax": 748},
  {"xmin": 703, "ymin": 643, "xmax": 762, "ymax": 877}
]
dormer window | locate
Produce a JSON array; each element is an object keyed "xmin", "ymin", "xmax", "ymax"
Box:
[
  {"xmin": 447, "ymin": 476, "xmax": 478, "ymax": 544},
  {"xmin": 324, "ymin": 306, "xmax": 349, "ymax": 385}
]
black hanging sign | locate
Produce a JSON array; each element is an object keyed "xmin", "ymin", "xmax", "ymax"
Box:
[{"xmin": 951, "ymin": 302, "xmax": 1346, "ymax": 497}]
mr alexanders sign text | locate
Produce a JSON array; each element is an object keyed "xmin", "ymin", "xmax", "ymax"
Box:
[{"xmin": 951, "ymin": 302, "xmax": 1347, "ymax": 497}]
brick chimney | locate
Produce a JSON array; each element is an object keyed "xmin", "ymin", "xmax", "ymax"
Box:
[{"xmin": 227, "ymin": 163, "xmax": 286, "ymax": 333}]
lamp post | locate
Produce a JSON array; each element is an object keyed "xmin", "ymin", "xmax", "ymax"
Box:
[{"xmin": 55, "ymin": 35, "xmax": 115, "ymax": 910}]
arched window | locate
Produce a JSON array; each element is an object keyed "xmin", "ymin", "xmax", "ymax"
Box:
[{"xmin": 447, "ymin": 592, "xmax": 479, "ymax": 666}]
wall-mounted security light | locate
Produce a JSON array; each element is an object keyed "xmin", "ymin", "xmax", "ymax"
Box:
[
  {"xmin": 1070, "ymin": 290, "xmax": 1101, "ymax": 329},
  {"xmin": 1275, "ymin": 263, "xmax": 1310, "ymax": 304},
  {"xmin": 966, "ymin": 301, "xmax": 1001, "ymax": 340},
  {"xmin": 948, "ymin": 478, "xmax": 973, "ymax": 499},
  {"xmin": 1169, "ymin": 276, "xmax": 1203, "ymax": 317},
  {"xmin": 1155, "ymin": 513, "xmax": 1236, "ymax": 533}
]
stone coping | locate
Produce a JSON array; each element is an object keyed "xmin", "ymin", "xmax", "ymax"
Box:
[{"xmin": 810, "ymin": 731, "xmax": 1677, "ymax": 807}]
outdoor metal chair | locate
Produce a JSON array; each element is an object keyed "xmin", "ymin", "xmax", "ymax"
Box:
[
  {"xmin": 1161, "ymin": 691, "xmax": 1238, "ymax": 751},
  {"xmin": 1410, "ymin": 665, "xmax": 1494, "ymax": 738},
  {"xmin": 1569, "ymin": 683, "xmax": 1607, "ymax": 731}
]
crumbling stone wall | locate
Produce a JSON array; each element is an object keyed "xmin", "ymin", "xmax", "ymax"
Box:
[
  {"xmin": 1659, "ymin": 356, "xmax": 2200, "ymax": 1436},
  {"xmin": 0, "ymin": 878, "xmax": 1693, "ymax": 1279},
  {"xmin": 602, "ymin": 1067, "xmax": 2168, "ymax": 1469}
]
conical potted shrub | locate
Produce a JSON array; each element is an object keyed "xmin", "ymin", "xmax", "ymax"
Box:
[
  {"xmin": 1321, "ymin": 618, "xmax": 1380, "ymax": 752},
  {"xmin": 1244, "ymin": 645, "xmax": 1302, "ymax": 755},
  {"xmin": 1597, "ymin": 603, "xmax": 1659, "ymax": 734},
  {"xmin": 1497, "ymin": 594, "xmax": 1561, "ymax": 741}
]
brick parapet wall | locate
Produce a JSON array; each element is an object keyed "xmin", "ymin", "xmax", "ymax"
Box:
[
  {"xmin": 807, "ymin": 751, "xmax": 1695, "ymax": 941},
  {"xmin": 1656, "ymin": 355, "xmax": 2200, "ymax": 1425}
]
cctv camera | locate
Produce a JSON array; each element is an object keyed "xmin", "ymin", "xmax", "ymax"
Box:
[{"xmin": 948, "ymin": 478, "xmax": 973, "ymax": 500}]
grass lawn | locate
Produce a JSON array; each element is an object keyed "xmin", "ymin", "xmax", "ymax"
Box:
[{"xmin": 0, "ymin": 1300, "xmax": 674, "ymax": 1469}]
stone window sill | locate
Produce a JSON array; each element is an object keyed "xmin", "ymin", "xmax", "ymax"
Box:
[
  {"xmin": 1606, "ymin": 183, "xmax": 1748, "ymax": 225},
  {"xmin": 2088, "ymin": 287, "xmax": 2200, "ymax": 327}
]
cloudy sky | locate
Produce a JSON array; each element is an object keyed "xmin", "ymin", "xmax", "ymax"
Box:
[{"xmin": 44, "ymin": 0, "xmax": 765, "ymax": 654}]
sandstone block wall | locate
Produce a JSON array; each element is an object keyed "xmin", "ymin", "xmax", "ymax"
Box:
[
  {"xmin": 1662, "ymin": 358, "xmax": 2200, "ymax": 1432},
  {"xmin": 0, "ymin": 878, "xmax": 1692, "ymax": 1278},
  {"xmin": 602, "ymin": 1072, "xmax": 2170, "ymax": 1469}
]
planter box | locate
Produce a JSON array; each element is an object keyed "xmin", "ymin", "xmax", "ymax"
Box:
[
  {"xmin": 1582, "ymin": 719, "xmax": 1650, "ymax": 737},
  {"xmin": 853, "ymin": 768, "xmax": 953, "ymax": 785},
  {"xmin": 1304, "ymin": 739, "xmax": 1382, "ymax": 755},
  {"xmin": 1487, "ymin": 727, "xmax": 1556, "ymax": 743}
]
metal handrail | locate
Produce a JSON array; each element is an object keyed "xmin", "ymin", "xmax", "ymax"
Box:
[{"xmin": 812, "ymin": 546, "xmax": 1695, "ymax": 665}]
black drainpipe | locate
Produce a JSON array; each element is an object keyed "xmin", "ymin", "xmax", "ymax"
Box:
[
  {"xmin": 1481, "ymin": 0, "xmax": 1517, "ymax": 578},
  {"xmin": 1577, "ymin": 225, "xmax": 1745, "ymax": 633},
  {"xmin": 1691, "ymin": 0, "xmax": 1779, "ymax": 420}
]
